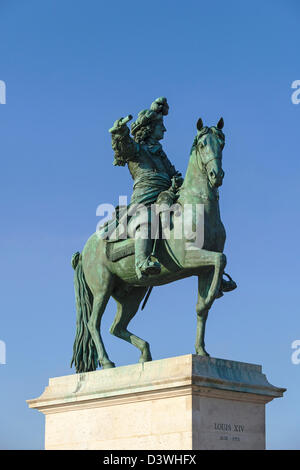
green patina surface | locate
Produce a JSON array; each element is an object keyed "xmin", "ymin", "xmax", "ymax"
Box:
[{"xmin": 70, "ymin": 98, "xmax": 237, "ymax": 373}]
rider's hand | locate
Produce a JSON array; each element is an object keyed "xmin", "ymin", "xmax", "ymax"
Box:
[
  {"xmin": 110, "ymin": 116, "xmax": 132, "ymax": 136},
  {"xmin": 172, "ymin": 174, "xmax": 183, "ymax": 190}
]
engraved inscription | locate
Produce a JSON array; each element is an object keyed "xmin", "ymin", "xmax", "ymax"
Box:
[
  {"xmin": 214, "ymin": 422, "xmax": 244, "ymax": 432},
  {"xmin": 214, "ymin": 422, "xmax": 245, "ymax": 442}
]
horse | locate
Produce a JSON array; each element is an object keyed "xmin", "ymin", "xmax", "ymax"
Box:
[{"xmin": 71, "ymin": 117, "xmax": 229, "ymax": 373}]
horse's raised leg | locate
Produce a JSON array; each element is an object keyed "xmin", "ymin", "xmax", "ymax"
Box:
[
  {"xmin": 204, "ymin": 252, "xmax": 226, "ymax": 305},
  {"xmin": 184, "ymin": 249, "xmax": 226, "ymax": 295},
  {"xmin": 110, "ymin": 286, "xmax": 151, "ymax": 363},
  {"xmin": 87, "ymin": 269, "xmax": 115, "ymax": 369}
]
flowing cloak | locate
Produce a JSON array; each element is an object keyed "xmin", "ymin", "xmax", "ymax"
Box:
[{"xmin": 98, "ymin": 171, "xmax": 172, "ymax": 241}]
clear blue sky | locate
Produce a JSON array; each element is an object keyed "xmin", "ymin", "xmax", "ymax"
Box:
[{"xmin": 0, "ymin": 0, "xmax": 299, "ymax": 450}]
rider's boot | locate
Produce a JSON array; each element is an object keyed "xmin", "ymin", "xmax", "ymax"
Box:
[{"xmin": 135, "ymin": 229, "xmax": 161, "ymax": 279}]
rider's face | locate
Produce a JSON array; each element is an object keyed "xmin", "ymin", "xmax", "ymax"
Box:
[{"xmin": 152, "ymin": 120, "xmax": 166, "ymax": 141}]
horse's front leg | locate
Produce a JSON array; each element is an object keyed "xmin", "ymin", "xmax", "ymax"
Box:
[
  {"xmin": 184, "ymin": 249, "xmax": 226, "ymax": 302},
  {"xmin": 195, "ymin": 273, "xmax": 213, "ymax": 356},
  {"xmin": 195, "ymin": 307, "xmax": 209, "ymax": 356},
  {"xmin": 206, "ymin": 252, "xmax": 226, "ymax": 305},
  {"xmin": 187, "ymin": 250, "xmax": 226, "ymax": 356}
]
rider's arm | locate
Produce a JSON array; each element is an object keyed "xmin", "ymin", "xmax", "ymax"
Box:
[{"xmin": 110, "ymin": 117, "xmax": 138, "ymax": 166}]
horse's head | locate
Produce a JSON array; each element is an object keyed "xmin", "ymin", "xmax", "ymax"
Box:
[{"xmin": 193, "ymin": 117, "xmax": 225, "ymax": 188}]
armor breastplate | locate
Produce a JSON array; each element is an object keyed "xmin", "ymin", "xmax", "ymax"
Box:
[{"xmin": 128, "ymin": 144, "xmax": 171, "ymax": 180}]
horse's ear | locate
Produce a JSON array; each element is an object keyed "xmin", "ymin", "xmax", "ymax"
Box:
[
  {"xmin": 197, "ymin": 118, "xmax": 203, "ymax": 131},
  {"xmin": 217, "ymin": 117, "xmax": 224, "ymax": 129}
]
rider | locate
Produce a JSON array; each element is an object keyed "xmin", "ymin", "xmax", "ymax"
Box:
[
  {"xmin": 110, "ymin": 97, "xmax": 183, "ymax": 279},
  {"xmin": 109, "ymin": 97, "xmax": 237, "ymax": 294}
]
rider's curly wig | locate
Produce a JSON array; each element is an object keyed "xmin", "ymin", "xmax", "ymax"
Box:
[
  {"xmin": 131, "ymin": 97, "xmax": 168, "ymax": 144},
  {"xmin": 133, "ymin": 120, "xmax": 157, "ymax": 144}
]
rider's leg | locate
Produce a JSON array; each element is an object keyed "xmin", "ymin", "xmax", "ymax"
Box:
[{"xmin": 135, "ymin": 213, "xmax": 161, "ymax": 279}]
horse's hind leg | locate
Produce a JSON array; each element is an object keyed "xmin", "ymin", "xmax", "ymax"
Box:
[
  {"xmin": 110, "ymin": 286, "xmax": 151, "ymax": 363},
  {"xmin": 87, "ymin": 269, "xmax": 115, "ymax": 369}
]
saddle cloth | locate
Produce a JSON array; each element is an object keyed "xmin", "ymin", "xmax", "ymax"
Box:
[{"xmin": 106, "ymin": 238, "xmax": 135, "ymax": 262}]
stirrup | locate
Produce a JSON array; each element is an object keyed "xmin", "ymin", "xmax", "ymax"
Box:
[{"xmin": 136, "ymin": 257, "xmax": 161, "ymax": 279}]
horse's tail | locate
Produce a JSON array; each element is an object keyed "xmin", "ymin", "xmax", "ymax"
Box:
[{"xmin": 70, "ymin": 252, "xmax": 98, "ymax": 373}]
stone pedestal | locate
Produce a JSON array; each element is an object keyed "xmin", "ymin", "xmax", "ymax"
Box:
[{"xmin": 27, "ymin": 355, "xmax": 285, "ymax": 450}]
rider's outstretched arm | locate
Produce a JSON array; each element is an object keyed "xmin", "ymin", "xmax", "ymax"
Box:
[{"xmin": 110, "ymin": 116, "xmax": 138, "ymax": 166}]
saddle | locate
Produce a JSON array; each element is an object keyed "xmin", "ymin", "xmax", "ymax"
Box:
[
  {"xmin": 105, "ymin": 187, "xmax": 178, "ymax": 263},
  {"xmin": 106, "ymin": 238, "xmax": 135, "ymax": 262}
]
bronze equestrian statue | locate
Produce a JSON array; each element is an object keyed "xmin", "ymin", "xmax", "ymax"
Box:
[{"xmin": 71, "ymin": 97, "xmax": 236, "ymax": 373}]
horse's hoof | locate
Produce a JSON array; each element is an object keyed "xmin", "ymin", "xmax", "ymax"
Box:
[
  {"xmin": 196, "ymin": 349, "xmax": 210, "ymax": 357},
  {"xmin": 101, "ymin": 361, "xmax": 115, "ymax": 369},
  {"xmin": 139, "ymin": 354, "xmax": 152, "ymax": 363}
]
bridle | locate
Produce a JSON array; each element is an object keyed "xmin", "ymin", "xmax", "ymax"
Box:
[{"xmin": 195, "ymin": 130, "xmax": 224, "ymax": 172}]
